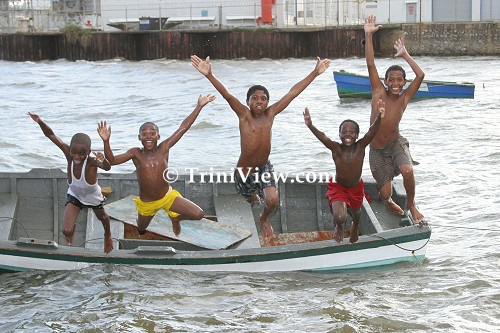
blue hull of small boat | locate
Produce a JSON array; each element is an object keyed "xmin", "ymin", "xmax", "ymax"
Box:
[{"xmin": 333, "ymin": 71, "xmax": 475, "ymax": 99}]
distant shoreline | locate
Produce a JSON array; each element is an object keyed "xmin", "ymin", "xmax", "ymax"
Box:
[{"xmin": 1, "ymin": 22, "xmax": 498, "ymax": 62}]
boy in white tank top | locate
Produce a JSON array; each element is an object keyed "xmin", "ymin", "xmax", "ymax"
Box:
[{"xmin": 29, "ymin": 112, "xmax": 114, "ymax": 253}]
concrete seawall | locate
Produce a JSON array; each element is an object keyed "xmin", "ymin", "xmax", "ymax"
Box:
[
  {"xmin": 0, "ymin": 22, "xmax": 498, "ymax": 62},
  {"xmin": 388, "ymin": 22, "xmax": 500, "ymax": 56}
]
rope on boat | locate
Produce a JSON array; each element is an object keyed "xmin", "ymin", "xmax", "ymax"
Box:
[
  {"xmin": 79, "ymin": 238, "xmax": 123, "ymax": 249},
  {"xmin": 423, "ymin": 223, "xmax": 500, "ymax": 232},
  {"xmin": 370, "ymin": 233, "xmax": 430, "ymax": 255},
  {"xmin": 0, "ymin": 217, "xmax": 124, "ymax": 249},
  {"xmin": 370, "ymin": 221, "xmax": 500, "ymax": 255},
  {"xmin": 0, "ymin": 216, "xmax": 30, "ymax": 238},
  {"xmin": 2, "ymin": 216, "xmax": 499, "ymax": 256}
]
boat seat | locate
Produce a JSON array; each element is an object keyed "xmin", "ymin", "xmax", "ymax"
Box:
[
  {"xmin": 392, "ymin": 179, "xmax": 407, "ymax": 212},
  {"xmin": 0, "ymin": 194, "xmax": 18, "ymax": 241},
  {"xmin": 362, "ymin": 196, "xmax": 384, "ymax": 234},
  {"xmin": 213, "ymin": 194, "xmax": 261, "ymax": 248},
  {"xmin": 85, "ymin": 210, "xmax": 124, "ymax": 251}
]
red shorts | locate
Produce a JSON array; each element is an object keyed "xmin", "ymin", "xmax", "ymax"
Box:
[{"xmin": 326, "ymin": 179, "xmax": 365, "ymax": 209}]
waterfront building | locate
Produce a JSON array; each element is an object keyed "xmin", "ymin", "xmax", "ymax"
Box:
[{"xmin": 0, "ymin": 0, "xmax": 498, "ymax": 33}]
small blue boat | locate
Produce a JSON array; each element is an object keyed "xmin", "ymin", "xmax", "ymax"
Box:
[{"xmin": 333, "ymin": 70, "xmax": 475, "ymax": 99}]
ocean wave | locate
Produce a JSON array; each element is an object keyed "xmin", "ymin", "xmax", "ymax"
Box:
[{"xmin": 191, "ymin": 121, "xmax": 222, "ymax": 130}]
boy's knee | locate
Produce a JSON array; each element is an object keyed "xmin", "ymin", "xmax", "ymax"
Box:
[
  {"xmin": 399, "ymin": 164, "xmax": 414, "ymax": 175},
  {"xmin": 62, "ymin": 227, "xmax": 73, "ymax": 237},
  {"xmin": 265, "ymin": 196, "xmax": 279, "ymax": 209},
  {"xmin": 193, "ymin": 208, "xmax": 205, "ymax": 220}
]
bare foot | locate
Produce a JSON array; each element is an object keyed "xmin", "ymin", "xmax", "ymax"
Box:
[
  {"xmin": 333, "ymin": 224, "xmax": 344, "ymax": 244},
  {"xmin": 64, "ymin": 234, "xmax": 74, "ymax": 246},
  {"xmin": 104, "ymin": 233, "xmax": 114, "ymax": 254},
  {"xmin": 349, "ymin": 223, "xmax": 359, "ymax": 244},
  {"xmin": 409, "ymin": 206, "xmax": 424, "ymax": 224},
  {"xmin": 262, "ymin": 235, "xmax": 276, "ymax": 247},
  {"xmin": 259, "ymin": 217, "xmax": 275, "ymax": 245},
  {"xmin": 384, "ymin": 198, "xmax": 405, "ymax": 216},
  {"xmin": 171, "ymin": 217, "xmax": 181, "ymax": 236}
]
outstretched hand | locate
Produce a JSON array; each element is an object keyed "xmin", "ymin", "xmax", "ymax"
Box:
[
  {"xmin": 303, "ymin": 107, "xmax": 312, "ymax": 127},
  {"xmin": 191, "ymin": 55, "xmax": 212, "ymax": 76},
  {"xmin": 393, "ymin": 38, "xmax": 408, "ymax": 58},
  {"xmin": 27, "ymin": 111, "xmax": 40, "ymax": 123},
  {"xmin": 92, "ymin": 150, "xmax": 105, "ymax": 162},
  {"xmin": 364, "ymin": 15, "xmax": 382, "ymax": 34},
  {"xmin": 376, "ymin": 99, "xmax": 385, "ymax": 118},
  {"xmin": 97, "ymin": 120, "xmax": 111, "ymax": 141},
  {"xmin": 198, "ymin": 94, "xmax": 217, "ymax": 107},
  {"xmin": 314, "ymin": 57, "xmax": 331, "ymax": 75}
]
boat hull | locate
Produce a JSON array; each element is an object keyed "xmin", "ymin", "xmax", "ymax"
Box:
[
  {"xmin": 333, "ymin": 71, "xmax": 475, "ymax": 99},
  {"xmin": 0, "ymin": 227, "xmax": 430, "ymax": 273}
]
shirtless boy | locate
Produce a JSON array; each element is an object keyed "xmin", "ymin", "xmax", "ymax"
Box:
[
  {"xmin": 28, "ymin": 112, "xmax": 114, "ymax": 253},
  {"xmin": 97, "ymin": 94, "xmax": 216, "ymax": 235},
  {"xmin": 364, "ymin": 15, "xmax": 425, "ymax": 223},
  {"xmin": 303, "ymin": 99, "xmax": 384, "ymax": 243},
  {"xmin": 191, "ymin": 55, "xmax": 330, "ymax": 242}
]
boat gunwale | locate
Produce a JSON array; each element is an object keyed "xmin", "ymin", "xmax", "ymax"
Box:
[
  {"xmin": 0, "ymin": 226, "xmax": 431, "ymax": 266},
  {"xmin": 333, "ymin": 70, "xmax": 476, "ymax": 87}
]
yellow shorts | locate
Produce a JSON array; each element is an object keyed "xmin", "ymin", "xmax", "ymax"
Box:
[{"xmin": 133, "ymin": 187, "xmax": 181, "ymax": 218}]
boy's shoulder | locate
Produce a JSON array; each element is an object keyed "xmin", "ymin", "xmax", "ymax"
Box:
[
  {"xmin": 128, "ymin": 146, "xmax": 143, "ymax": 153},
  {"xmin": 118, "ymin": 146, "xmax": 144, "ymax": 160}
]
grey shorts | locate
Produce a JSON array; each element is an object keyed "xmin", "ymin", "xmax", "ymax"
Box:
[
  {"xmin": 369, "ymin": 136, "xmax": 419, "ymax": 188},
  {"xmin": 234, "ymin": 161, "xmax": 277, "ymax": 199}
]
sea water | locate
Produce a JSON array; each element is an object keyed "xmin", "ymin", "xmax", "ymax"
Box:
[{"xmin": 0, "ymin": 56, "xmax": 499, "ymax": 332}]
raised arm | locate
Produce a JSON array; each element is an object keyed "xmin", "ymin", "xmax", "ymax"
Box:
[
  {"xmin": 97, "ymin": 121, "xmax": 135, "ymax": 166},
  {"xmin": 191, "ymin": 55, "xmax": 246, "ymax": 116},
  {"xmin": 28, "ymin": 112, "xmax": 70, "ymax": 160},
  {"xmin": 161, "ymin": 94, "xmax": 216, "ymax": 150},
  {"xmin": 270, "ymin": 57, "xmax": 331, "ymax": 116},
  {"xmin": 364, "ymin": 15, "xmax": 385, "ymax": 95},
  {"xmin": 357, "ymin": 99, "xmax": 385, "ymax": 148},
  {"xmin": 394, "ymin": 38, "xmax": 425, "ymax": 104},
  {"xmin": 303, "ymin": 107, "xmax": 338, "ymax": 151}
]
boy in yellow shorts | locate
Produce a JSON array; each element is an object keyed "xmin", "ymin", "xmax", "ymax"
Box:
[
  {"xmin": 132, "ymin": 186, "xmax": 181, "ymax": 220},
  {"xmin": 98, "ymin": 94, "xmax": 216, "ymax": 235}
]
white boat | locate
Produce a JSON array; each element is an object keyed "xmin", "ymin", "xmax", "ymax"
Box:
[{"xmin": 0, "ymin": 168, "xmax": 431, "ymax": 273}]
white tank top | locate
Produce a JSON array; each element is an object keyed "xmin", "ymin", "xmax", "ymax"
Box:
[{"xmin": 67, "ymin": 158, "xmax": 105, "ymax": 206}]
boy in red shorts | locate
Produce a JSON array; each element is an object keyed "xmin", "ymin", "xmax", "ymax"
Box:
[{"xmin": 303, "ymin": 99, "xmax": 385, "ymax": 243}]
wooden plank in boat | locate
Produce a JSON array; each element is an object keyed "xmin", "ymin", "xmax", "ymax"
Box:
[
  {"xmin": 104, "ymin": 195, "xmax": 251, "ymax": 250},
  {"xmin": 213, "ymin": 194, "xmax": 261, "ymax": 248}
]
